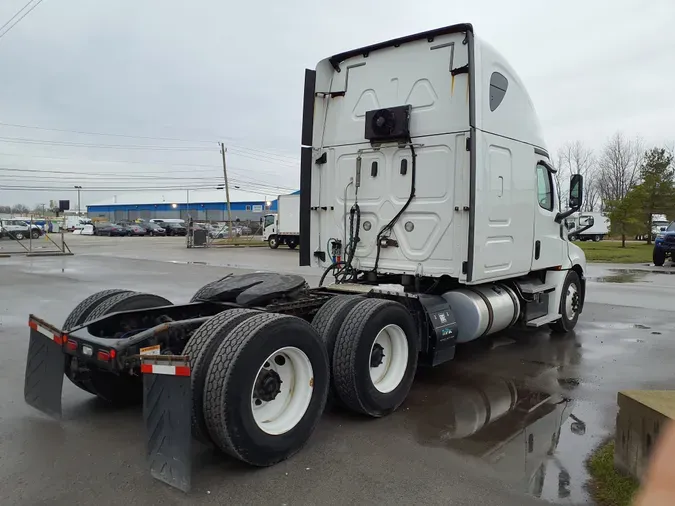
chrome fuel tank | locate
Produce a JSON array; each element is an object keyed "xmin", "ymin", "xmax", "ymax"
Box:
[{"xmin": 441, "ymin": 284, "xmax": 520, "ymax": 343}]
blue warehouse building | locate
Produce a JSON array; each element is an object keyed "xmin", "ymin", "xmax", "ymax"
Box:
[{"xmin": 87, "ymin": 189, "xmax": 297, "ymax": 223}]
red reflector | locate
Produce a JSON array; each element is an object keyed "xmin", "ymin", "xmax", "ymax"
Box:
[
  {"xmin": 28, "ymin": 320, "xmax": 38, "ymax": 331},
  {"xmin": 109, "ymin": 348, "xmax": 116, "ymax": 359},
  {"xmin": 175, "ymin": 366, "xmax": 190, "ymax": 377},
  {"xmin": 140, "ymin": 363, "xmax": 153, "ymax": 374},
  {"xmin": 66, "ymin": 339, "xmax": 78, "ymax": 351},
  {"xmin": 97, "ymin": 350, "xmax": 111, "ymax": 362}
]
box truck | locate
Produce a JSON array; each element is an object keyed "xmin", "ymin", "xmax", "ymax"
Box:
[{"xmin": 263, "ymin": 193, "xmax": 300, "ymax": 249}]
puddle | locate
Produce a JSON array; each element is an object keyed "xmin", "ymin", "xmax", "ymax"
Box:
[
  {"xmin": 588, "ymin": 269, "xmax": 649, "ymax": 283},
  {"xmin": 399, "ymin": 337, "xmax": 603, "ymax": 504}
]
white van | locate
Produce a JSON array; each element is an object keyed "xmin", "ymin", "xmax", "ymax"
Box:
[{"xmin": 150, "ymin": 219, "xmax": 185, "ymax": 225}]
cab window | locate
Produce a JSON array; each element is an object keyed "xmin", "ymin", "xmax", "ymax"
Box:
[
  {"xmin": 263, "ymin": 215, "xmax": 275, "ymax": 227},
  {"xmin": 536, "ymin": 164, "xmax": 553, "ymax": 211}
]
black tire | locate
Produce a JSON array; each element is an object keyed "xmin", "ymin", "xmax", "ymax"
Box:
[
  {"xmin": 13, "ymin": 232, "xmax": 25, "ymax": 240},
  {"xmin": 63, "ymin": 289, "xmax": 133, "ymax": 331},
  {"xmin": 189, "ymin": 275, "xmax": 232, "ymax": 303},
  {"xmin": 31, "ymin": 230, "xmax": 40, "ymax": 239},
  {"xmin": 593, "ymin": 235, "xmax": 601, "ymax": 242},
  {"xmin": 653, "ymin": 248, "xmax": 666, "ymax": 267},
  {"xmin": 62, "ymin": 289, "xmax": 134, "ymax": 394},
  {"xmin": 287, "ymin": 240, "xmax": 298, "ymax": 250},
  {"xmin": 80, "ymin": 291, "xmax": 172, "ymax": 403},
  {"xmin": 268, "ymin": 236, "xmax": 279, "ymax": 249},
  {"xmin": 332, "ymin": 298, "xmax": 419, "ymax": 417},
  {"xmin": 311, "ymin": 295, "xmax": 363, "ymax": 371},
  {"xmin": 85, "ymin": 291, "xmax": 173, "ymax": 323},
  {"xmin": 549, "ymin": 270, "xmax": 582, "ymax": 333},
  {"xmin": 181, "ymin": 308, "xmax": 260, "ymax": 444},
  {"xmin": 203, "ymin": 312, "xmax": 329, "ymax": 466}
]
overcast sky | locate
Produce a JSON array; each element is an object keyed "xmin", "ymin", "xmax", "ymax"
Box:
[{"xmin": 0, "ymin": 0, "xmax": 672, "ymax": 208}]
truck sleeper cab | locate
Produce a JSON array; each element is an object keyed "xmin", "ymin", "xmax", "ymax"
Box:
[
  {"xmin": 22, "ymin": 24, "xmax": 587, "ymax": 493},
  {"xmin": 301, "ymin": 22, "xmax": 586, "ymax": 335}
]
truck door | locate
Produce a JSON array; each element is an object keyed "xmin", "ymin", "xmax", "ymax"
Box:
[{"xmin": 531, "ymin": 162, "xmax": 565, "ymax": 270}]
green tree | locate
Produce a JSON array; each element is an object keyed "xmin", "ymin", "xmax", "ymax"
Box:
[
  {"xmin": 630, "ymin": 148, "xmax": 675, "ymax": 244},
  {"xmin": 606, "ymin": 188, "xmax": 643, "ymax": 247}
]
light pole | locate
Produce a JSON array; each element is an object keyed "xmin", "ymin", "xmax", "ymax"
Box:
[{"xmin": 74, "ymin": 186, "xmax": 82, "ymax": 215}]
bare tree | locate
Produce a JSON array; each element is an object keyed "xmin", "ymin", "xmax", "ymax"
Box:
[
  {"xmin": 598, "ymin": 133, "xmax": 644, "ymax": 202},
  {"xmin": 583, "ymin": 178, "xmax": 601, "ymax": 212},
  {"xmin": 556, "ymin": 141, "xmax": 597, "ymax": 210},
  {"xmin": 598, "ymin": 133, "xmax": 645, "ymax": 244},
  {"xmin": 11, "ymin": 204, "xmax": 30, "ymax": 214}
]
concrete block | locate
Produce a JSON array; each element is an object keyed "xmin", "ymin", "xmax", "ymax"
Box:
[{"xmin": 615, "ymin": 390, "xmax": 675, "ymax": 481}]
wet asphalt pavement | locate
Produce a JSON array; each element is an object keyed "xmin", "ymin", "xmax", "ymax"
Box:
[{"xmin": 1, "ymin": 236, "xmax": 675, "ymax": 505}]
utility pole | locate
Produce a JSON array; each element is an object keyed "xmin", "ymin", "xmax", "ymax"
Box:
[
  {"xmin": 74, "ymin": 185, "xmax": 82, "ymax": 215},
  {"xmin": 220, "ymin": 142, "xmax": 233, "ymax": 239}
]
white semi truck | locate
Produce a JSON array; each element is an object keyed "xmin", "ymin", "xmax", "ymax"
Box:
[
  {"xmin": 262, "ymin": 193, "xmax": 300, "ymax": 249},
  {"xmin": 23, "ymin": 23, "xmax": 587, "ymax": 492}
]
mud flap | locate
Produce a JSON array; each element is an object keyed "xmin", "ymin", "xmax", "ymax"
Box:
[
  {"xmin": 24, "ymin": 316, "xmax": 65, "ymax": 418},
  {"xmin": 141, "ymin": 355, "xmax": 192, "ymax": 493}
]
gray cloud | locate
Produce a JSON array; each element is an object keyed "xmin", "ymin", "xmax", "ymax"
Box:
[{"xmin": 0, "ymin": 0, "xmax": 672, "ymax": 207}]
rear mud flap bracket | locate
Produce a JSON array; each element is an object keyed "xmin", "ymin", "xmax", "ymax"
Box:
[
  {"xmin": 142, "ymin": 355, "xmax": 192, "ymax": 493},
  {"xmin": 24, "ymin": 316, "xmax": 65, "ymax": 418}
]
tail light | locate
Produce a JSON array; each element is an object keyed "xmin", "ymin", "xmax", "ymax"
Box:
[
  {"xmin": 66, "ymin": 339, "xmax": 78, "ymax": 351},
  {"xmin": 97, "ymin": 350, "xmax": 110, "ymax": 362}
]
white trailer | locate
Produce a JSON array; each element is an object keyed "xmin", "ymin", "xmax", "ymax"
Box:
[
  {"xmin": 64, "ymin": 215, "xmax": 92, "ymax": 231},
  {"xmin": 263, "ymin": 193, "xmax": 300, "ymax": 249},
  {"xmin": 566, "ymin": 212, "xmax": 609, "ymax": 241},
  {"xmin": 21, "ymin": 24, "xmax": 590, "ymax": 492}
]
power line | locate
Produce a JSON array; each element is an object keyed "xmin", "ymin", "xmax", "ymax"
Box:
[
  {"xmin": 0, "ymin": 184, "xmax": 293, "ymax": 196},
  {"xmin": 0, "ymin": 166, "xmax": 297, "ymax": 191},
  {"xmin": 0, "ymin": 0, "xmax": 45, "ymax": 41},
  {"xmin": 0, "ymin": 121, "xmax": 300, "ymax": 161},
  {"xmin": 0, "ymin": 0, "xmax": 34, "ymax": 33},
  {"xmin": 0, "ymin": 135, "xmax": 213, "ymax": 151},
  {"xmin": 0, "ymin": 151, "xmax": 294, "ymax": 177}
]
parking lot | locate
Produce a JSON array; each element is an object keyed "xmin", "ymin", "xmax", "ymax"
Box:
[{"xmin": 2, "ymin": 237, "xmax": 675, "ymax": 505}]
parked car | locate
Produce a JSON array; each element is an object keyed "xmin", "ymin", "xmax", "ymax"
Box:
[
  {"xmin": 0, "ymin": 219, "xmax": 42, "ymax": 240},
  {"xmin": 163, "ymin": 222, "xmax": 187, "ymax": 236},
  {"xmin": 94, "ymin": 222, "xmax": 129, "ymax": 237},
  {"xmin": 209, "ymin": 225, "xmax": 234, "ymax": 239},
  {"xmin": 143, "ymin": 222, "xmax": 166, "ymax": 236},
  {"xmin": 126, "ymin": 224, "xmax": 147, "ymax": 236}
]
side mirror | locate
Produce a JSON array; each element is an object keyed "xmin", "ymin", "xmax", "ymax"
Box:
[{"xmin": 569, "ymin": 174, "xmax": 583, "ymax": 210}]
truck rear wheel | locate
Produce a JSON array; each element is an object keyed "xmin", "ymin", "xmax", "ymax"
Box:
[
  {"xmin": 549, "ymin": 271, "xmax": 582, "ymax": 333},
  {"xmin": 311, "ymin": 295, "xmax": 362, "ymax": 403},
  {"xmin": 203, "ymin": 312, "xmax": 329, "ymax": 466},
  {"xmin": 84, "ymin": 291, "xmax": 172, "ymax": 323},
  {"xmin": 653, "ymin": 248, "xmax": 666, "ymax": 267},
  {"xmin": 62, "ymin": 289, "xmax": 134, "ymax": 394},
  {"xmin": 63, "ymin": 289, "xmax": 133, "ymax": 331},
  {"xmin": 69, "ymin": 291, "xmax": 173, "ymax": 403},
  {"xmin": 287, "ymin": 239, "xmax": 298, "ymax": 250},
  {"xmin": 181, "ymin": 308, "xmax": 260, "ymax": 444},
  {"xmin": 332, "ymin": 298, "xmax": 419, "ymax": 417}
]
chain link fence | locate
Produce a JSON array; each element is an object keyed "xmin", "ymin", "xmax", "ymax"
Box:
[{"xmin": 0, "ymin": 219, "xmax": 72, "ymax": 256}]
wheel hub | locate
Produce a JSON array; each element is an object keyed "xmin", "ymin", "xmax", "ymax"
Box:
[
  {"xmin": 254, "ymin": 369, "xmax": 283, "ymax": 402},
  {"xmin": 370, "ymin": 343, "xmax": 385, "ymax": 368}
]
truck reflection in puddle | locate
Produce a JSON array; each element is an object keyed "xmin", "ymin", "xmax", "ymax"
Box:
[{"xmin": 402, "ymin": 336, "xmax": 589, "ymax": 503}]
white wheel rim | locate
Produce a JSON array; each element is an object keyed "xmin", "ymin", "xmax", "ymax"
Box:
[
  {"xmin": 565, "ymin": 283, "xmax": 579, "ymax": 320},
  {"xmin": 369, "ymin": 324, "xmax": 409, "ymax": 393},
  {"xmin": 251, "ymin": 346, "xmax": 314, "ymax": 435}
]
